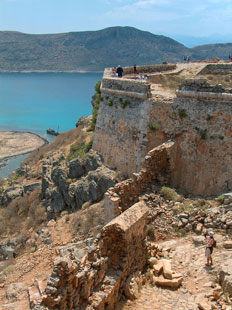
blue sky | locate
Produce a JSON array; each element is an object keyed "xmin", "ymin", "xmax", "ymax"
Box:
[{"xmin": 0, "ymin": 0, "xmax": 231, "ymax": 43}]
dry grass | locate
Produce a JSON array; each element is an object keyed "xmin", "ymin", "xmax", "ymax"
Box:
[
  {"xmin": 0, "ymin": 189, "xmax": 46, "ymax": 237},
  {"xmin": 160, "ymin": 186, "xmax": 182, "ymax": 202},
  {"xmin": 72, "ymin": 200, "xmax": 104, "ymax": 237},
  {"xmin": 203, "ymin": 74, "xmax": 232, "ymax": 88}
]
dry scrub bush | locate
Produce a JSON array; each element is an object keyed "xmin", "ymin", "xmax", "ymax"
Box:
[
  {"xmin": 160, "ymin": 186, "xmax": 182, "ymax": 202},
  {"xmin": 0, "ymin": 189, "xmax": 46, "ymax": 237},
  {"xmin": 72, "ymin": 200, "xmax": 104, "ymax": 237}
]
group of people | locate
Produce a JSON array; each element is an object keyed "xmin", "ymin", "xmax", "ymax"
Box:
[
  {"xmin": 111, "ymin": 64, "xmax": 148, "ymax": 81},
  {"xmin": 183, "ymin": 56, "xmax": 190, "ymax": 63},
  {"xmin": 112, "ymin": 65, "xmax": 123, "ymax": 77}
]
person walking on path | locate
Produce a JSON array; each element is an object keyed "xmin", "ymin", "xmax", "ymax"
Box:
[
  {"xmin": 117, "ymin": 65, "xmax": 123, "ymax": 78},
  {"xmin": 205, "ymin": 231, "xmax": 216, "ymax": 266}
]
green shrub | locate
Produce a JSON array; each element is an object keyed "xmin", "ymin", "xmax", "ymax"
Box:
[
  {"xmin": 207, "ymin": 114, "xmax": 212, "ymax": 121},
  {"xmin": 200, "ymin": 129, "xmax": 207, "ymax": 140},
  {"xmin": 178, "ymin": 109, "xmax": 187, "ymax": 119},
  {"xmin": 67, "ymin": 139, "xmax": 93, "ymax": 161},
  {"xmin": 94, "ymin": 80, "xmax": 101, "ymax": 94},
  {"xmin": 160, "ymin": 186, "xmax": 182, "ymax": 202},
  {"xmin": 120, "ymin": 99, "xmax": 131, "ymax": 109},
  {"xmin": 148, "ymin": 120, "xmax": 159, "ymax": 132},
  {"xmin": 108, "ymin": 100, "xmax": 113, "ymax": 107},
  {"xmin": 217, "ymin": 194, "xmax": 224, "ymax": 204},
  {"xmin": 89, "ymin": 103, "xmax": 99, "ymax": 131},
  {"xmin": 219, "ymin": 135, "xmax": 224, "ymax": 140}
]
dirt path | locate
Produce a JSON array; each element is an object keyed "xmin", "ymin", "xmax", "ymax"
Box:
[{"xmin": 118, "ymin": 235, "xmax": 230, "ymax": 310}]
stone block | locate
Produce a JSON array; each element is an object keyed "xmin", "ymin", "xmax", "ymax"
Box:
[
  {"xmin": 153, "ymin": 261, "xmax": 163, "ymax": 276},
  {"xmin": 223, "ymin": 241, "xmax": 232, "ymax": 249},
  {"xmin": 153, "ymin": 275, "xmax": 183, "ymax": 288}
]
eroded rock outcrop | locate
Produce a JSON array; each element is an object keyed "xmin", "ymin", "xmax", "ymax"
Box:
[{"xmin": 41, "ymin": 150, "xmax": 117, "ymax": 216}]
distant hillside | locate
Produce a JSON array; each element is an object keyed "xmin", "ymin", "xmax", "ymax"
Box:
[
  {"xmin": 192, "ymin": 43, "xmax": 232, "ymax": 60},
  {"xmin": 0, "ymin": 27, "xmax": 189, "ymax": 71},
  {"xmin": 0, "ymin": 27, "xmax": 231, "ymax": 72}
]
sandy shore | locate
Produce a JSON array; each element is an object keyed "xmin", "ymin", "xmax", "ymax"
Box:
[{"xmin": 0, "ymin": 131, "xmax": 47, "ymax": 161}]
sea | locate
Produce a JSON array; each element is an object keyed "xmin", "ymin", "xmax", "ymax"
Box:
[{"xmin": 0, "ymin": 72, "xmax": 103, "ymax": 178}]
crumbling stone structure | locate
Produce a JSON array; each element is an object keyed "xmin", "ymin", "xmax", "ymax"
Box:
[
  {"xmin": 104, "ymin": 141, "xmax": 174, "ymax": 222},
  {"xmin": 32, "ymin": 202, "xmax": 149, "ymax": 310}
]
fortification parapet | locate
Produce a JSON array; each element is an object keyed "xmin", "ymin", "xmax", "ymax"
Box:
[{"xmin": 101, "ymin": 77, "xmax": 151, "ymax": 99}]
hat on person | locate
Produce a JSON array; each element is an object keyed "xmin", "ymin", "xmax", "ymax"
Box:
[{"xmin": 208, "ymin": 231, "xmax": 214, "ymax": 236}]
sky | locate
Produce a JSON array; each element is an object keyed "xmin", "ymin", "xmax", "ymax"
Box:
[{"xmin": 0, "ymin": 0, "xmax": 231, "ymax": 45}]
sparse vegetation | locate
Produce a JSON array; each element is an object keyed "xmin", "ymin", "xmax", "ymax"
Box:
[
  {"xmin": 67, "ymin": 139, "xmax": 93, "ymax": 161},
  {"xmin": 178, "ymin": 109, "xmax": 187, "ymax": 119},
  {"xmin": 148, "ymin": 120, "xmax": 159, "ymax": 132},
  {"xmin": 108, "ymin": 100, "xmax": 113, "ymax": 107},
  {"xmin": 120, "ymin": 99, "xmax": 131, "ymax": 109},
  {"xmin": 147, "ymin": 225, "xmax": 155, "ymax": 241},
  {"xmin": 0, "ymin": 189, "xmax": 46, "ymax": 237},
  {"xmin": 200, "ymin": 129, "xmax": 207, "ymax": 140},
  {"xmin": 217, "ymin": 194, "xmax": 225, "ymax": 204},
  {"xmin": 160, "ymin": 186, "xmax": 182, "ymax": 202}
]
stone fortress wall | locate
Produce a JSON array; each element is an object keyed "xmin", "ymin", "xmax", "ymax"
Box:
[{"xmin": 93, "ymin": 63, "xmax": 232, "ymax": 196}]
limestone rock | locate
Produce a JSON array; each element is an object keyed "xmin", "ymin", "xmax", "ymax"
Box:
[
  {"xmin": 0, "ymin": 185, "xmax": 23, "ymax": 206},
  {"xmin": 223, "ymin": 241, "xmax": 232, "ymax": 249},
  {"xmin": 198, "ymin": 299, "xmax": 212, "ymax": 310},
  {"xmin": 218, "ymin": 257, "xmax": 232, "ymax": 296},
  {"xmin": 153, "ymin": 261, "xmax": 163, "ymax": 276},
  {"xmin": 6, "ymin": 283, "xmax": 25, "ymax": 300},
  {"xmin": 153, "ymin": 275, "xmax": 183, "ymax": 288},
  {"xmin": 162, "ymin": 259, "xmax": 173, "ymax": 280},
  {"xmin": 67, "ymin": 157, "xmax": 84, "ymax": 179}
]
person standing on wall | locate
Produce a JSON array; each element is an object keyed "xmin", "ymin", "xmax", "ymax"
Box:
[
  {"xmin": 134, "ymin": 64, "xmax": 137, "ymax": 74},
  {"xmin": 117, "ymin": 65, "xmax": 123, "ymax": 78}
]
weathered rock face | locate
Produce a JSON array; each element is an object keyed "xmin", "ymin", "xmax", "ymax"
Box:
[
  {"xmin": 34, "ymin": 202, "xmax": 149, "ymax": 310},
  {"xmin": 218, "ymin": 257, "xmax": 232, "ymax": 296},
  {"xmin": 0, "ymin": 185, "xmax": 23, "ymax": 206},
  {"xmin": 41, "ymin": 150, "xmax": 117, "ymax": 215},
  {"xmin": 93, "ymin": 72, "xmax": 232, "ymax": 196}
]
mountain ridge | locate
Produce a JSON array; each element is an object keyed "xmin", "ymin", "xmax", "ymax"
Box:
[{"xmin": 0, "ymin": 26, "xmax": 231, "ymax": 72}]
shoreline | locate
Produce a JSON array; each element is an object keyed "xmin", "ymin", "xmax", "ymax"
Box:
[{"xmin": 0, "ymin": 131, "xmax": 49, "ymax": 162}]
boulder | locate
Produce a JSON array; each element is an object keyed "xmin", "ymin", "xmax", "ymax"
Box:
[
  {"xmin": 0, "ymin": 185, "xmax": 23, "ymax": 206},
  {"xmin": 153, "ymin": 261, "xmax": 163, "ymax": 276},
  {"xmin": 153, "ymin": 275, "xmax": 183, "ymax": 288},
  {"xmin": 223, "ymin": 241, "xmax": 232, "ymax": 249},
  {"xmin": 6, "ymin": 283, "xmax": 25, "ymax": 300},
  {"xmin": 124, "ymin": 273, "xmax": 141, "ymax": 300},
  {"xmin": 148, "ymin": 257, "xmax": 158, "ymax": 268},
  {"xmin": 218, "ymin": 257, "xmax": 232, "ymax": 296},
  {"xmin": 24, "ymin": 182, "xmax": 41, "ymax": 194},
  {"xmin": 198, "ymin": 299, "xmax": 212, "ymax": 310},
  {"xmin": 162, "ymin": 259, "xmax": 172, "ymax": 280},
  {"xmin": 67, "ymin": 157, "xmax": 84, "ymax": 179}
]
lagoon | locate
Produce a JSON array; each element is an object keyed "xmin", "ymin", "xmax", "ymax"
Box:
[{"xmin": 0, "ymin": 72, "xmax": 102, "ymax": 177}]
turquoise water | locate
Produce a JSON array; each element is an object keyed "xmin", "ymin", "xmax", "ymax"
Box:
[{"xmin": 0, "ymin": 72, "xmax": 102, "ymax": 177}]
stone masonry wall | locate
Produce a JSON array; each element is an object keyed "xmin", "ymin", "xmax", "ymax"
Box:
[
  {"xmin": 35, "ymin": 202, "xmax": 149, "ymax": 310},
  {"xmin": 93, "ymin": 75, "xmax": 232, "ymax": 196},
  {"xmin": 93, "ymin": 80, "xmax": 153, "ymax": 176},
  {"xmin": 104, "ymin": 141, "xmax": 175, "ymax": 223},
  {"xmin": 198, "ymin": 63, "xmax": 232, "ymax": 75}
]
